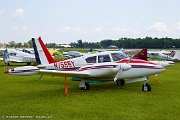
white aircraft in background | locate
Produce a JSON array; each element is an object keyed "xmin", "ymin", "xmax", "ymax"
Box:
[
  {"xmin": 133, "ymin": 48, "xmax": 174, "ymax": 67},
  {"xmin": 48, "ymin": 48, "xmax": 62, "ymax": 57},
  {"xmin": 169, "ymin": 50, "xmax": 180, "ymax": 62},
  {"xmin": 147, "ymin": 50, "xmax": 173, "ymax": 60},
  {"xmin": 20, "ymin": 48, "xmax": 35, "ymax": 54},
  {"xmin": 5, "ymin": 37, "xmax": 166, "ymax": 92},
  {"xmin": 120, "ymin": 48, "xmax": 139, "ymax": 54},
  {"xmin": 0, "ymin": 48, "xmax": 36, "ymax": 65},
  {"xmin": 62, "ymin": 48, "xmax": 93, "ymax": 59}
]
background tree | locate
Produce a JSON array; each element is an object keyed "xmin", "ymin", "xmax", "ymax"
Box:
[
  {"xmin": 77, "ymin": 39, "xmax": 83, "ymax": 48},
  {"xmin": 23, "ymin": 42, "xmax": 29, "ymax": 48},
  {"xmin": 8, "ymin": 41, "xmax": 16, "ymax": 47},
  {"xmin": 27, "ymin": 40, "xmax": 33, "ymax": 47},
  {"xmin": 16, "ymin": 42, "xmax": 22, "ymax": 48}
]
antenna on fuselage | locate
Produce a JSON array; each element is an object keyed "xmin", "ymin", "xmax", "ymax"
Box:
[{"xmin": 98, "ymin": 43, "xmax": 106, "ymax": 52}]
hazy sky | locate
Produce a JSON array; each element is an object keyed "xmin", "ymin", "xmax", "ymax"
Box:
[{"xmin": 0, "ymin": 0, "xmax": 180, "ymax": 44}]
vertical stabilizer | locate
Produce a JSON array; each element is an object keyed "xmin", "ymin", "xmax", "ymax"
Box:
[
  {"xmin": 32, "ymin": 37, "xmax": 57, "ymax": 65},
  {"xmin": 133, "ymin": 48, "xmax": 147, "ymax": 61},
  {"xmin": 171, "ymin": 50, "xmax": 180, "ymax": 61}
]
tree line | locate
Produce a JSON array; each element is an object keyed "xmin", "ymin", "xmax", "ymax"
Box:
[
  {"xmin": 70, "ymin": 37, "xmax": 180, "ymax": 49},
  {"xmin": 4, "ymin": 37, "xmax": 180, "ymax": 49}
]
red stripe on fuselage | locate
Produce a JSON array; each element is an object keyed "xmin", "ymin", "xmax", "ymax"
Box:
[
  {"xmin": 117, "ymin": 59, "xmax": 164, "ymax": 70},
  {"xmin": 117, "ymin": 58, "xmax": 157, "ymax": 65},
  {"xmin": 131, "ymin": 65, "xmax": 165, "ymax": 70}
]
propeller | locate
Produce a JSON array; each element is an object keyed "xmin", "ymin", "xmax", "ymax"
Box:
[
  {"xmin": 114, "ymin": 56, "xmax": 133, "ymax": 81},
  {"xmin": 114, "ymin": 63, "xmax": 131, "ymax": 81}
]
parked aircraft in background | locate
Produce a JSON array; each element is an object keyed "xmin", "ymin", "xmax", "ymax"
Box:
[
  {"xmin": 5, "ymin": 37, "xmax": 166, "ymax": 92},
  {"xmin": 159, "ymin": 49, "xmax": 172, "ymax": 55},
  {"xmin": 147, "ymin": 50, "xmax": 173, "ymax": 60},
  {"xmin": 147, "ymin": 49, "xmax": 180, "ymax": 62},
  {"xmin": 62, "ymin": 48, "xmax": 93, "ymax": 59},
  {"xmin": 20, "ymin": 48, "xmax": 34, "ymax": 54},
  {"xmin": 0, "ymin": 48, "xmax": 36, "ymax": 65},
  {"xmin": 48, "ymin": 48, "xmax": 62, "ymax": 57},
  {"xmin": 120, "ymin": 48, "xmax": 139, "ymax": 54},
  {"xmin": 133, "ymin": 48, "xmax": 174, "ymax": 67},
  {"xmin": 169, "ymin": 50, "xmax": 180, "ymax": 62}
]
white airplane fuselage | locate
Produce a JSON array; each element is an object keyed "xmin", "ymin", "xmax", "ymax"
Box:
[
  {"xmin": 43, "ymin": 51, "xmax": 165, "ymax": 80},
  {"xmin": 6, "ymin": 51, "xmax": 165, "ymax": 81}
]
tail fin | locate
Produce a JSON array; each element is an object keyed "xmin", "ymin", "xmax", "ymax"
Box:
[
  {"xmin": 89, "ymin": 48, "xmax": 93, "ymax": 53},
  {"xmin": 133, "ymin": 48, "xmax": 147, "ymax": 61},
  {"xmin": 87, "ymin": 48, "xmax": 93, "ymax": 54},
  {"xmin": 170, "ymin": 50, "xmax": 180, "ymax": 61},
  {"xmin": 32, "ymin": 37, "xmax": 58, "ymax": 65}
]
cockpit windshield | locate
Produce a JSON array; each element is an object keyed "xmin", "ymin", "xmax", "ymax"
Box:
[{"xmin": 111, "ymin": 52, "xmax": 129, "ymax": 61}]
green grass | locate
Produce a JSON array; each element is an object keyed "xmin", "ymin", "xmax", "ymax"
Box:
[{"xmin": 0, "ymin": 61, "xmax": 180, "ymax": 120}]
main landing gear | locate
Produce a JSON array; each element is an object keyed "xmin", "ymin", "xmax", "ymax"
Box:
[
  {"xmin": 117, "ymin": 79, "xmax": 152, "ymax": 92},
  {"xmin": 81, "ymin": 82, "xmax": 90, "ymax": 90},
  {"xmin": 116, "ymin": 79, "xmax": 125, "ymax": 86},
  {"xmin": 142, "ymin": 82, "xmax": 151, "ymax": 91},
  {"xmin": 79, "ymin": 80, "xmax": 90, "ymax": 90},
  {"xmin": 79, "ymin": 79, "xmax": 152, "ymax": 92}
]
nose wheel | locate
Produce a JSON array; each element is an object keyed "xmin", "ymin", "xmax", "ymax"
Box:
[
  {"xmin": 116, "ymin": 79, "xmax": 125, "ymax": 86},
  {"xmin": 142, "ymin": 83, "xmax": 151, "ymax": 91}
]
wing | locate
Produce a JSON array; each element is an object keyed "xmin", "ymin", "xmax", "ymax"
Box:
[{"xmin": 38, "ymin": 69, "xmax": 90, "ymax": 78}]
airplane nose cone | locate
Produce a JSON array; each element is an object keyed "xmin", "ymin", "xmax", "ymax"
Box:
[
  {"xmin": 156, "ymin": 65, "xmax": 166, "ymax": 72},
  {"xmin": 4, "ymin": 70, "xmax": 9, "ymax": 74}
]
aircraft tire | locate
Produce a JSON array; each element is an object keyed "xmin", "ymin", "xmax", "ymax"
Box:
[
  {"xmin": 142, "ymin": 83, "xmax": 151, "ymax": 92},
  {"xmin": 116, "ymin": 79, "xmax": 125, "ymax": 86},
  {"xmin": 81, "ymin": 82, "xmax": 90, "ymax": 90}
]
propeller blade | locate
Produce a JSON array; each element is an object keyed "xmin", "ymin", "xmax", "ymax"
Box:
[
  {"xmin": 127, "ymin": 55, "xmax": 133, "ymax": 63},
  {"xmin": 114, "ymin": 63, "xmax": 132, "ymax": 81},
  {"xmin": 114, "ymin": 68, "xmax": 123, "ymax": 81}
]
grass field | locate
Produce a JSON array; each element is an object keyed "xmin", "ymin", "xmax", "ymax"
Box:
[{"xmin": 0, "ymin": 61, "xmax": 180, "ymax": 120}]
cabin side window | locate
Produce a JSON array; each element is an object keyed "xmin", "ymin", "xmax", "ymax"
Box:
[
  {"xmin": 98, "ymin": 54, "xmax": 111, "ymax": 63},
  {"xmin": 9, "ymin": 52, "xmax": 16, "ymax": 56},
  {"xmin": 85, "ymin": 56, "xmax": 96, "ymax": 63},
  {"xmin": 111, "ymin": 53, "xmax": 128, "ymax": 61}
]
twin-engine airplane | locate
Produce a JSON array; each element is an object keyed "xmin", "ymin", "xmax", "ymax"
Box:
[{"xmin": 4, "ymin": 37, "xmax": 166, "ymax": 92}]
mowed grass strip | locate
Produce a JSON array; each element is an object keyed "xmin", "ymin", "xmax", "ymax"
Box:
[{"xmin": 0, "ymin": 61, "xmax": 180, "ymax": 120}]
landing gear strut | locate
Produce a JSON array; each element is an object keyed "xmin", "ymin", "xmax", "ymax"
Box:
[
  {"xmin": 79, "ymin": 80, "xmax": 90, "ymax": 90},
  {"xmin": 81, "ymin": 82, "xmax": 90, "ymax": 90}
]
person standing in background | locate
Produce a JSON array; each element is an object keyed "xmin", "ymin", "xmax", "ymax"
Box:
[{"xmin": 3, "ymin": 49, "xmax": 9, "ymax": 69}]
